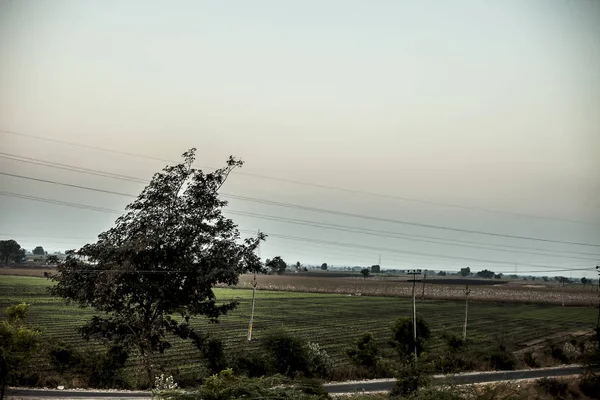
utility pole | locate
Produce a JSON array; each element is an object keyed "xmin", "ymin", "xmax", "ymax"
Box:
[
  {"xmin": 421, "ymin": 272, "xmax": 427, "ymax": 301},
  {"xmin": 407, "ymin": 269, "xmax": 422, "ymax": 362},
  {"xmin": 562, "ymin": 277, "xmax": 565, "ymax": 307},
  {"xmin": 463, "ymin": 284, "xmax": 471, "ymax": 341},
  {"xmin": 247, "ymin": 230, "xmax": 261, "ymax": 342},
  {"xmin": 596, "ymin": 266, "xmax": 599, "ymax": 344}
]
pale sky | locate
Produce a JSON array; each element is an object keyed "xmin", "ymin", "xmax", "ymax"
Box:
[{"xmin": 0, "ymin": 0, "xmax": 599, "ymax": 277}]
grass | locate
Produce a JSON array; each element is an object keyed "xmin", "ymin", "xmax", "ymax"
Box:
[{"xmin": 0, "ymin": 275, "xmax": 597, "ymax": 384}]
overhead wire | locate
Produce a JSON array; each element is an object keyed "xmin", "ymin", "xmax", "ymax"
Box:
[
  {"xmin": 2, "ymin": 154, "xmax": 599, "ymax": 257},
  {"xmin": 1, "ymin": 130, "xmax": 597, "ymax": 226},
  {"xmin": 2, "ymin": 171, "xmax": 599, "ymax": 248}
]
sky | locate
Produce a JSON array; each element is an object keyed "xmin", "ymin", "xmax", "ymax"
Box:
[{"xmin": 0, "ymin": 0, "xmax": 599, "ymax": 277}]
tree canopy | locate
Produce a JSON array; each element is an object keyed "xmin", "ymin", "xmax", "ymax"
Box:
[
  {"xmin": 32, "ymin": 246, "xmax": 45, "ymax": 255},
  {"xmin": 321, "ymin": 263, "xmax": 328, "ymax": 271},
  {"xmin": 47, "ymin": 149, "xmax": 265, "ymax": 381},
  {"xmin": 265, "ymin": 256, "xmax": 287, "ymax": 275},
  {"xmin": 0, "ymin": 240, "xmax": 25, "ymax": 264},
  {"xmin": 459, "ymin": 267, "xmax": 471, "ymax": 277}
]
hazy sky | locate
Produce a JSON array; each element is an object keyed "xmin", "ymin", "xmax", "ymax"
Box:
[{"xmin": 1, "ymin": 0, "xmax": 599, "ymax": 276}]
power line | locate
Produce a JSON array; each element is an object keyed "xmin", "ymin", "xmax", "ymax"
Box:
[
  {"xmin": 1, "ymin": 129, "xmax": 596, "ymax": 226},
  {"xmin": 3, "ymin": 154, "xmax": 599, "ymax": 257},
  {"xmin": 3, "ymin": 171, "xmax": 600, "ymax": 248},
  {"xmin": 227, "ymin": 210, "xmax": 600, "ymax": 261},
  {"xmin": 237, "ymin": 229, "xmax": 595, "ymax": 271},
  {"xmin": 0, "ymin": 191, "xmax": 588, "ymax": 272}
]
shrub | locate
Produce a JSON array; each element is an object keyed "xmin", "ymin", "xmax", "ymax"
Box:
[
  {"xmin": 486, "ymin": 346, "xmax": 516, "ymax": 371},
  {"xmin": 203, "ymin": 338, "xmax": 227, "ymax": 375},
  {"xmin": 391, "ymin": 316, "xmax": 430, "ymax": 360},
  {"xmin": 260, "ymin": 329, "xmax": 315, "ymax": 377},
  {"xmin": 154, "ymin": 369, "xmax": 329, "ymax": 400},
  {"xmin": 390, "ymin": 362, "xmax": 430, "ymax": 398},
  {"xmin": 523, "ymin": 351, "xmax": 538, "ymax": 368},
  {"xmin": 579, "ymin": 373, "xmax": 600, "ymax": 399},
  {"xmin": 347, "ymin": 332, "xmax": 379, "ymax": 368},
  {"xmin": 537, "ymin": 378, "xmax": 568, "ymax": 398},
  {"xmin": 305, "ymin": 342, "xmax": 332, "ymax": 377}
]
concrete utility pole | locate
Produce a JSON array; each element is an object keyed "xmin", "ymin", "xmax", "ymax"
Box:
[
  {"xmin": 463, "ymin": 284, "xmax": 471, "ymax": 341},
  {"xmin": 596, "ymin": 266, "xmax": 600, "ymax": 344},
  {"xmin": 407, "ymin": 269, "xmax": 422, "ymax": 362},
  {"xmin": 247, "ymin": 230, "xmax": 261, "ymax": 342}
]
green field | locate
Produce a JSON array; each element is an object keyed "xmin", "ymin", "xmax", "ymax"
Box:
[{"xmin": 0, "ymin": 275, "xmax": 597, "ymax": 379}]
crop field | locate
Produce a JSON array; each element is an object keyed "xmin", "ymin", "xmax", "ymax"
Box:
[
  {"xmin": 236, "ymin": 274, "xmax": 600, "ymax": 306},
  {"xmin": 0, "ymin": 274, "xmax": 597, "ymax": 382}
]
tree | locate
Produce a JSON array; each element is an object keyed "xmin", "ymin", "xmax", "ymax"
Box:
[
  {"xmin": 46, "ymin": 255, "xmax": 60, "ymax": 265},
  {"xmin": 494, "ymin": 273, "xmax": 503, "ymax": 279},
  {"xmin": 32, "ymin": 246, "xmax": 45, "ymax": 255},
  {"xmin": 0, "ymin": 240, "xmax": 24, "ymax": 264},
  {"xmin": 581, "ymin": 277, "xmax": 588, "ymax": 285},
  {"xmin": 347, "ymin": 332, "xmax": 379, "ymax": 368},
  {"xmin": 437, "ymin": 271, "xmax": 447, "ymax": 276},
  {"xmin": 0, "ymin": 304, "xmax": 41, "ymax": 400},
  {"xmin": 370, "ymin": 265, "xmax": 380, "ymax": 273},
  {"xmin": 360, "ymin": 268, "xmax": 370, "ymax": 279},
  {"xmin": 46, "ymin": 150, "xmax": 265, "ymax": 383},
  {"xmin": 295, "ymin": 261, "xmax": 301, "ymax": 271},
  {"xmin": 321, "ymin": 263, "xmax": 328, "ymax": 271},
  {"xmin": 476, "ymin": 269, "xmax": 495, "ymax": 279},
  {"xmin": 265, "ymin": 257, "xmax": 287, "ymax": 275},
  {"xmin": 459, "ymin": 267, "xmax": 471, "ymax": 277},
  {"xmin": 391, "ymin": 316, "xmax": 431, "ymax": 360}
]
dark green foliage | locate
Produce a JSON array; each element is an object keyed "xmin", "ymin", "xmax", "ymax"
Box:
[
  {"xmin": 523, "ymin": 351, "xmax": 538, "ymax": 368},
  {"xmin": 202, "ymin": 337, "xmax": 227, "ymax": 374},
  {"xmin": 391, "ymin": 316, "xmax": 430, "ymax": 360},
  {"xmin": 266, "ymin": 256, "xmax": 287, "ymax": 275},
  {"xmin": 390, "ymin": 362, "xmax": 430, "ymax": 398},
  {"xmin": 476, "ymin": 270, "xmax": 495, "ymax": 279},
  {"xmin": 459, "ymin": 267, "xmax": 470, "ymax": 277},
  {"xmin": 321, "ymin": 263, "xmax": 327, "ymax": 270},
  {"xmin": 233, "ymin": 351, "xmax": 270, "ymax": 377},
  {"xmin": 0, "ymin": 240, "xmax": 25, "ymax": 264},
  {"xmin": 371, "ymin": 265, "xmax": 380, "ymax": 273},
  {"xmin": 548, "ymin": 342, "xmax": 569, "ymax": 364},
  {"xmin": 437, "ymin": 271, "xmax": 447, "ymax": 276},
  {"xmin": 261, "ymin": 329, "xmax": 309, "ymax": 377},
  {"xmin": 32, "ymin": 246, "xmax": 45, "ymax": 255},
  {"xmin": 361, "ymin": 268, "xmax": 370, "ymax": 279},
  {"xmin": 154, "ymin": 369, "xmax": 329, "ymax": 400},
  {"xmin": 579, "ymin": 373, "xmax": 600, "ymax": 399},
  {"xmin": 536, "ymin": 378, "xmax": 568, "ymax": 398},
  {"xmin": 0, "ymin": 303, "xmax": 40, "ymax": 400},
  {"xmin": 46, "ymin": 149, "xmax": 265, "ymax": 380},
  {"xmin": 347, "ymin": 332, "xmax": 379, "ymax": 368},
  {"xmin": 46, "ymin": 342, "xmax": 129, "ymax": 388},
  {"xmin": 486, "ymin": 346, "xmax": 516, "ymax": 371}
]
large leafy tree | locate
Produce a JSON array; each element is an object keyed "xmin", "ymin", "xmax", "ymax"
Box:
[
  {"xmin": 265, "ymin": 256, "xmax": 287, "ymax": 275},
  {"xmin": 0, "ymin": 240, "xmax": 25, "ymax": 264},
  {"xmin": 47, "ymin": 149, "xmax": 265, "ymax": 381}
]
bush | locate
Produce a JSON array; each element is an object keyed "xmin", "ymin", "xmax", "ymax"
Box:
[
  {"xmin": 486, "ymin": 346, "xmax": 516, "ymax": 371},
  {"xmin": 259, "ymin": 329, "xmax": 330, "ymax": 378},
  {"xmin": 305, "ymin": 342, "xmax": 333, "ymax": 378},
  {"xmin": 203, "ymin": 338, "xmax": 227, "ymax": 375},
  {"xmin": 579, "ymin": 373, "xmax": 600, "ymax": 399},
  {"xmin": 154, "ymin": 369, "xmax": 329, "ymax": 400},
  {"xmin": 347, "ymin": 332, "xmax": 379, "ymax": 368},
  {"xmin": 523, "ymin": 351, "xmax": 538, "ymax": 368},
  {"xmin": 390, "ymin": 362, "xmax": 430, "ymax": 398},
  {"xmin": 391, "ymin": 316, "xmax": 430, "ymax": 361},
  {"xmin": 537, "ymin": 378, "xmax": 568, "ymax": 398}
]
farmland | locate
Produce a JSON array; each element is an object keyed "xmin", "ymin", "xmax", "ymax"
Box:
[{"xmin": 0, "ymin": 274, "xmax": 597, "ymax": 384}]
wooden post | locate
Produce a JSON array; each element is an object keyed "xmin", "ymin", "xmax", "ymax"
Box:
[{"xmin": 463, "ymin": 284, "xmax": 471, "ymax": 342}]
